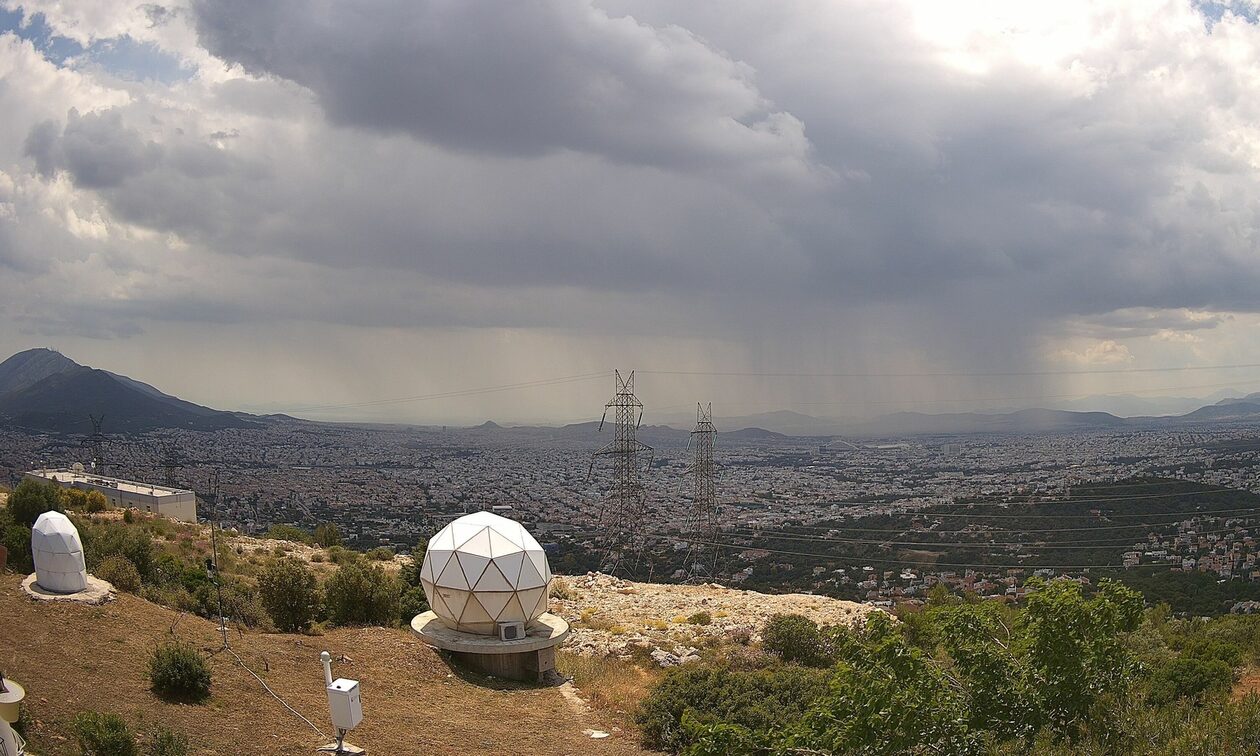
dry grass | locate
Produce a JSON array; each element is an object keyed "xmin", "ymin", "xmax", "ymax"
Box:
[
  {"xmin": 557, "ymin": 651, "xmax": 662, "ymax": 736},
  {"xmin": 0, "ymin": 572, "xmax": 648, "ymax": 755}
]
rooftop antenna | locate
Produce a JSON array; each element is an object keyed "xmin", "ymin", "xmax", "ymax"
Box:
[
  {"xmin": 684, "ymin": 403, "xmax": 720, "ymax": 581},
  {"xmin": 88, "ymin": 414, "xmax": 105, "ymax": 474},
  {"xmin": 587, "ymin": 370, "xmax": 653, "ymax": 577}
]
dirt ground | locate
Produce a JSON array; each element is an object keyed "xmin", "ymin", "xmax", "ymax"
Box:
[{"xmin": 0, "ymin": 573, "xmax": 648, "ymax": 755}]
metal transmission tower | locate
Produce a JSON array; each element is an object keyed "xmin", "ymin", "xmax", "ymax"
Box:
[
  {"xmin": 588, "ymin": 370, "xmax": 653, "ymax": 576},
  {"xmin": 684, "ymin": 403, "xmax": 720, "ymax": 580},
  {"xmin": 88, "ymin": 414, "xmax": 106, "ymax": 473},
  {"xmin": 162, "ymin": 444, "xmax": 181, "ymax": 488}
]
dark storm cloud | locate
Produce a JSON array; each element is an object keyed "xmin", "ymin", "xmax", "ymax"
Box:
[
  {"xmin": 190, "ymin": 0, "xmax": 810, "ymax": 173},
  {"xmin": 24, "ymin": 108, "xmax": 160, "ymax": 188}
]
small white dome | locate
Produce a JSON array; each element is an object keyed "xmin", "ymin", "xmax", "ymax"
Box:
[
  {"xmin": 32, "ymin": 511, "xmax": 88, "ymax": 594},
  {"xmin": 420, "ymin": 511, "xmax": 552, "ymax": 635}
]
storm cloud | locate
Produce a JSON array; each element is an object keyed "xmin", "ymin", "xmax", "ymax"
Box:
[{"xmin": 1, "ymin": 0, "xmax": 1260, "ymax": 421}]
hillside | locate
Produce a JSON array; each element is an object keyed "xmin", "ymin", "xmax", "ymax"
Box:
[
  {"xmin": 0, "ymin": 571, "xmax": 645, "ymax": 755},
  {"xmin": 0, "ymin": 349, "xmax": 249, "ymax": 434}
]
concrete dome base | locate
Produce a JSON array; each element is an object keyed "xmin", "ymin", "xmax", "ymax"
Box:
[
  {"xmin": 411, "ymin": 610, "xmax": 569, "ymax": 683},
  {"xmin": 21, "ymin": 573, "xmax": 115, "ymax": 605}
]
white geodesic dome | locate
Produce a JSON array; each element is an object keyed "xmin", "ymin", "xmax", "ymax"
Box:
[
  {"xmin": 32, "ymin": 511, "xmax": 88, "ymax": 594},
  {"xmin": 420, "ymin": 511, "xmax": 552, "ymax": 635}
]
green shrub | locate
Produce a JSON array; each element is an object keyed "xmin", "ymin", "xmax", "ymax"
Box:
[
  {"xmin": 192, "ymin": 575, "xmax": 269, "ymax": 629},
  {"xmin": 80, "ymin": 520, "xmax": 155, "ymax": 581},
  {"xmin": 72, "ymin": 710, "xmax": 137, "ymax": 756},
  {"xmin": 148, "ymin": 640, "xmax": 212, "ymax": 702},
  {"xmin": 0, "ymin": 508, "xmax": 33, "ymax": 573},
  {"xmin": 400, "ymin": 584, "xmax": 430, "ymax": 624},
  {"xmin": 687, "ymin": 611, "xmax": 712, "ymax": 626},
  {"xmin": 258, "ymin": 557, "xmax": 320, "ymax": 632},
  {"xmin": 8, "ymin": 478, "xmax": 63, "ymax": 527},
  {"xmin": 146, "ymin": 726, "xmax": 189, "ymax": 756},
  {"xmin": 636, "ymin": 662, "xmax": 830, "ymax": 752},
  {"xmin": 324, "ymin": 561, "xmax": 401, "ymax": 626},
  {"xmin": 367, "ymin": 546, "xmax": 394, "ymax": 561},
  {"xmin": 1148, "ymin": 656, "xmax": 1234, "ymax": 705},
  {"xmin": 762, "ymin": 613, "xmax": 829, "ymax": 666},
  {"xmin": 123, "ymin": 509, "xmax": 135, "ymax": 524},
  {"xmin": 97, "ymin": 555, "xmax": 142, "ymax": 592},
  {"xmin": 314, "ymin": 523, "xmax": 343, "ymax": 548},
  {"xmin": 325, "ymin": 545, "xmax": 358, "ymax": 566},
  {"xmin": 265, "ymin": 523, "xmax": 312, "ymax": 544},
  {"xmin": 85, "ymin": 490, "xmax": 109, "ymax": 513}
]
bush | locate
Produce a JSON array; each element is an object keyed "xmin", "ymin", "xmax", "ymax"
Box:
[
  {"xmin": 265, "ymin": 523, "xmax": 312, "ymax": 544},
  {"xmin": 258, "ymin": 557, "xmax": 320, "ymax": 632},
  {"xmin": 400, "ymin": 584, "xmax": 430, "ymax": 624},
  {"xmin": 8, "ymin": 478, "xmax": 63, "ymax": 527},
  {"xmin": 123, "ymin": 509, "xmax": 135, "ymax": 524},
  {"xmin": 97, "ymin": 555, "xmax": 142, "ymax": 592},
  {"xmin": 1148, "ymin": 656, "xmax": 1234, "ymax": 705},
  {"xmin": 688, "ymin": 611, "xmax": 712, "ymax": 626},
  {"xmin": 324, "ymin": 561, "xmax": 401, "ymax": 627},
  {"xmin": 85, "ymin": 490, "xmax": 109, "ymax": 513},
  {"xmin": 314, "ymin": 523, "xmax": 343, "ymax": 548},
  {"xmin": 367, "ymin": 546, "xmax": 394, "ymax": 561},
  {"xmin": 148, "ymin": 640, "xmax": 212, "ymax": 702},
  {"xmin": 80, "ymin": 520, "xmax": 155, "ymax": 581},
  {"xmin": 762, "ymin": 613, "xmax": 829, "ymax": 666},
  {"xmin": 72, "ymin": 710, "xmax": 137, "ymax": 756},
  {"xmin": 146, "ymin": 725, "xmax": 189, "ymax": 756},
  {"xmin": 0, "ymin": 508, "xmax": 33, "ymax": 573},
  {"xmin": 636, "ymin": 662, "xmax": 830, "ymax": 752},
  {"xmin": 192, "ymin": 575, "xmax": 269, "ymax": 629},
  {"xmin": 325, "ymin": 545, "xmax": 358, "ymax": 566}
]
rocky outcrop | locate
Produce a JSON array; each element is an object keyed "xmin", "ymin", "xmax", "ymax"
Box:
[{"xmin": 551, "ymin": 572, "xmax": 880, "ymax": 665}]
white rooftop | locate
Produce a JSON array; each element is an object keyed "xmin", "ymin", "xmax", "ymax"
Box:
[{"xmin": 28, "ymin": 468, "xmax": 194, "ymax": 498}]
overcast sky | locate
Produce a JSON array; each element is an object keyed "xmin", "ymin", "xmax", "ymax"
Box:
[{"xmin": 2, "ymin": 0, "xmax": 1260, "ymax": 424}]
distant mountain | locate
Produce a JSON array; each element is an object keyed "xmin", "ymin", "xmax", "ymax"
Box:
[
  {"xmin": 859, "ymin": 407, "xmax": 1128, "ymax": 436},
  {"xmin": 0, "ymin": 349, "xmax": 251, "ymax": 434},
  {"xmin": 0, "ymin": 347, "xmax": 80, "ymax": 395}
]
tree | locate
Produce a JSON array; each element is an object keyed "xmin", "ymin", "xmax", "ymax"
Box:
[
  {"xmin": 258, "ymin": 557, "xmax": 319, "ymax": 632},
  {"xmin": 399, "ymin": 584, "xmax": 429, "ymax": 624},
  {"xmin": 8, "ymin": 478, "xmax": 63, "ymax": 527},
  {"xmin": 0, "ymin": 507, "xmax": 33, "ymax": 573},
  {"xmin": 762, "ymin": 613, "xmax": 829, "ymax": 666},
  {"xmin": 314, "ymin": 523, "xmax": 343, "ymax": 548},
  {"xmin": 324, "ymin": 561, "xmax": 400, "ymax": 626}
]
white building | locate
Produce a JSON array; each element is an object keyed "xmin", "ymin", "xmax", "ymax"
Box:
[{"xmin": 25, "ymin": 467, "xmax": 197, "ymax": 523}]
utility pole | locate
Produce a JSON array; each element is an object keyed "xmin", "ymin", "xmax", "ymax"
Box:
[
  {"xmin": 88, "ymin": 414, "xmax": 106, "ymax": 474},
  {"xmin": 685, "ymin": 403, "xmax": 719, "ymax": 581},
  {"xmin": 588, "ymin": 370, "xmax": 653, "ymax": 577},
  {"xmin": 207, "ymin": 468, "xmax": 228, "ymax": 649}
]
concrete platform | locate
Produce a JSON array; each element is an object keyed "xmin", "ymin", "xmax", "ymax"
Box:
[
  {"xmin": 411, "ymin": 611, "xmax": 569, "ymax": 683},
  {"xmin": 21, "ymin": 573, "xmax": 115, "ymax": 605}
]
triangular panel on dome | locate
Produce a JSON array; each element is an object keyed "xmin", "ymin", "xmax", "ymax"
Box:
[
  {"xmin": 452, "ymin": 522, "xmax": 490, "ymax": 551},
  {"xmin": 517, "ymin": 553, "xmax": 546, "ymax": 589},
  {"xmin": 459, "ymin": 528, "xmax": 494, "ymax": 558},
  {"xmin": 476, "ymin": 590, "xmax": 514, "ymax": 621},
  {"xmin": 438, "ymin": 556, "xmax": 471, "ymax": 590},
  {"xmin": 439, "ymin": 587, "xmax": 472, "ymax": 620},
  {"xmin": 499, "ymin": 593, "xmax": 527, "ymax": 623},
  {"xmin": 425, "ymin": 549, "xmax": 454, "ymax": 582},
  {"xmin": 517, "ymin": 586, "xmax": 546, "ymax": 619},
  {"xmin": 519, "ymin": 529, "xmax": 544, "ymax": 552},
  {"xmin": 429, "ymin": 527, "xmax": 456, "ymax": 551},
  {"xmin": 460, "ymin": 594, "xmax": 495, "ymax": 626},
  {"xmin": 454, "ymin": 551, "xmax": 492, "ymax": 588},
  {"xmin": 428, "ymin": 584, "xmax": 451, "ymax": 618},
  {"xmin": 526, "ymin": 550, "xmax": 550, "ymax": 583},
  {"xmin": 487, "ymin": 528, "xmax": 522, "ymax": 558},
  {"xmin": 532, "ymin": 587, "xmax": 551, "ymax": 618},
  {"xmin": 494, "ymin": 551, "xmax": 526, "ymax": 586},
  {"xmin": 474, "ymin": 563, "xmax": 514, "ymax": 592},
  {"xmin": 497, "ymin": 521, "xmax": 527, "ymax": 549}
]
